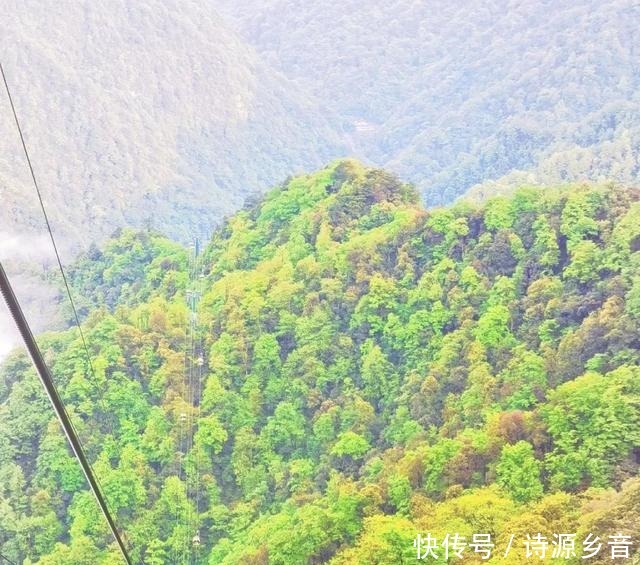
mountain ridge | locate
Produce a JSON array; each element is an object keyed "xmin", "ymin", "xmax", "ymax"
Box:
[{"xmin": 1, "ymin": 161, "xmax": 639, "ymax": 563}]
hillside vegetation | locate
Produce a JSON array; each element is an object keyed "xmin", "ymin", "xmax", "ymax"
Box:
[
  {"xmin": 3, "ymin": 0, "xmax": 640, "ymax": 252},
  {"xmin": 0, "ymin": 0, "xmax": 346, "ymax": 348},
  {"xmin": 1, "ymin": 161, "xmax": 639, "ymax": 563},
  {"xmin": 0, "ymin": 0, "xmax": 345, "ymax": 246},
  {"xmin": 216, "ymin": 0, "xmax": 640, "ymax": 204}
]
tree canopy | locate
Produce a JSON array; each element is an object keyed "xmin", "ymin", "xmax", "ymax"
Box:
[{"xmin": 1, "ymin": 161, "xmax": 639, "ymax": 563}]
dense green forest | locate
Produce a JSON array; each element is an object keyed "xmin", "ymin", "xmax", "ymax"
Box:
[{"xmin": 1, "ymin": 161, "xmax": 639, "ymax": 563}]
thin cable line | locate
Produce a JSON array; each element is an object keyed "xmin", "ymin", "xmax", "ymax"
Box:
[
  {"xmin": 174, "ymin": 331, "xmax": 186, "ymax": 565},
  {"xmin": 0, "ymin": 263, "xmax": 134, "ymax": 565},
  {"xmin": 180, "ymin": 247, "xmax": 195, "ymax": 565},
  {"xmin": 0, "ymin": 552, "xmax": 17, "ymax": 565},
  {"xmin": 193, "ymin": 247, "xmax": 203, "ymax": 561},
  {"xmin": 187, "ymin": 248, "xmax": 196, "ymax": 562},
  {"xmin": 0, "ymin": 62, "xmax": 133, "ymax": 564},
  {"xmin": 0, "ymin": 61, "xmax": 109, "ymax": 419}
]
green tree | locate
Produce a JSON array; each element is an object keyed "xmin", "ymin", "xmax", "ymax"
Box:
[
  {"xmin": 331, "ymin": 431, "xmax": 371, "ymax": 461},
  {"xmin": 496, "ymin": 441, "xmax": 543, "ymax": 503}
]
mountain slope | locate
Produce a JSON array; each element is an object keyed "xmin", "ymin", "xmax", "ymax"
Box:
[
  {"xmin": 215, "ymin": 0, "xmax": 640, "ymax": 203},
  {"xmin": 3, "ymin": 0, "xmax": 639, "ymax": 249},
  {"xmin": 0, "ymin": 0, "xmax": 346, "ymax": 247},
  {"xmin": 1, "ymin": 162, "xmax": 639, "ymax": 563}
]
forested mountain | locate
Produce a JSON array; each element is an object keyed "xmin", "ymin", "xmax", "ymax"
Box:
[
  {"xmin": 3, "ymin": 0, "xmax": 639, "ymax": 252},
  {"xmin": 0, "ymin": 0, "xmax": 346, "ymax": 354},
  {"xmin": 216, "ymin": 0, "xmax": 640, "ymax": 204},
  {"xmin": 0, "ymin": 0, "xmax": 345, "ymax": 246},
  {"xmin": 1, "ymin": 162, "xmax": 639, "ymax": 563}
]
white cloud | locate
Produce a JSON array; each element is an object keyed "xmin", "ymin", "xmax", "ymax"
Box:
[{"xmin": 0, "ymin": 231, "xmax": 54, "ymax": 263}]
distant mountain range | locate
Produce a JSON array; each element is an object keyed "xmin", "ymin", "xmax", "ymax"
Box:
[
  {"xmin": 1, "ymin": 0, "xmax": 639, "ymax": 246},
  {"xmin": 217, "ymin": 0, "xmax": 640, "ymax": 204},
  {"xmin": 0, "ymin": 0, "xmax": 346, "ymax": 249}
]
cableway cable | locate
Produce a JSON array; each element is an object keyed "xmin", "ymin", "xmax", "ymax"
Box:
[
  {"xmin": 0, "ymin": 552, "xmax": 17, "ymax": 565},
  {"xmin": 0, "ymin": 263, "xmax": 135, "ymax": 565},
  {"xmin": 179, "ymin": 241, "xmax": 205, "ymax": 564},
  {"xmin": 0, "ymin": 61, "xmax": 109, "ymax": 418},
  {"xmin": 0, "ymin": 60, "xmax": 134, "ymax": 564}
]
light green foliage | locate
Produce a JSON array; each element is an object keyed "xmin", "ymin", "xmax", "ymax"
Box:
[
  {"xmin": 2, "ymin": 163, "xmax": 640, "ymax": 564},
  {"xmin": 330, "ymin": 515, "xmax": 416, "ymax": 564},
  {"xmin": 543, "ymin": 367, "xmax": 640, "ymax": 490},
  {"xmin": 564, "ymin": 240, "xmax": 602, "ymax": 283},
  {"xmin": 496, "ymin": 441, "xmax": 543, "ymax": 503},
  {"xmin": 533, "ymin": 216, "xmax": 560, "ymax": 269},
  {"xmin": 484, "ymin": 197, "xmax": 515, "ymax": 230},
  {"xmin": 474, "ymin": 304, "xmax": 513, "ymax": 348},
  {"xmin": 360, "ymin": 340, "xmax": 398, "ymax": 408},
  {"xmin": 387, "ymin": 474, "xmax": 412, "ymax": 515},
  {"xmin": 626, "ymin": 277, "xmax": 640, "ymax": 318},
  {"xmin": 195, "ymin": 414, "xmax": 228, "ymax": 455},
  {"xmin": 560, "ymin": 191, "xmax": 600, "ymax": 247},
  {"xmin": 261, "ymin": 402, "xmax": 306, "ymax": 455},
  {"xmin": 331, "ymin": 431, "xmax": 371, "ymax": 461},
  {"xmin": 423, "ymin": 438, "xmax": 461, "ymax": 496},
  {"xmin": 499, "ymin": 347, "xmax": 547, "ymax": 409}
]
